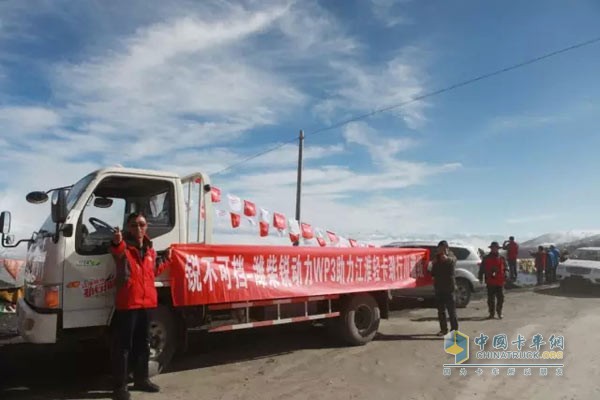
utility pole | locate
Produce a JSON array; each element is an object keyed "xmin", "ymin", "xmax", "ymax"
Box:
[{"xmin": 294, "ymin": 130, "xmax": 304, "ymax": 246}]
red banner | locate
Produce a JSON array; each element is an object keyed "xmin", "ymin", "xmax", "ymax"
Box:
[
  {"xmin": 273, "ymin": 212, "xmax": 286, "ymax": 230},
  {"xmin": 244, "ymin": 200, "xmax": 256, "ymax": 217},
  {"xmin": 230, "ymin": 213, "xmax": 240, "ymax": 228},
  {"xmin": 259, "ymin": 221, "xmax": 269, "ymax": 237},
  {"xmin": 170, "ymin": 244, "xmax": 431, "ymax": 307},
  {"xmin": 211, "ymin": 187, "xmax": 221, "ymax": 203},
  {"xmin": 301, "ymin": 223, "xmax": 314, "ymax": 239}
]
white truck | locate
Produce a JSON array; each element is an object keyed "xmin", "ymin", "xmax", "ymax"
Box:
[{"xmin": 0, "ymin": 166, "xmax": 428, "ymax": 374}]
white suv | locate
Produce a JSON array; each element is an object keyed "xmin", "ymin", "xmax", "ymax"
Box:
[
  {"xmin": 557, "ymin": 247, "xmax": 600, "ymax": 289},
  {"xmin": 382, "ymin": 241, "xmax": 485, "ymax": 308}
]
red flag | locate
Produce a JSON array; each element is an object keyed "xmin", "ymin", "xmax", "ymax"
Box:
[
  {"xmin": 317, "ymin": 237, "xmax": 326, "ymax": 247},
  {"xmin": 244, "ymin": 200, "xmax": 256, "ymax": 217},
  {"xmin": 211, "ymin": 187, "xmax": 221, "ymax": 203},
  {"xmin": 301, "ymin": 223, "xmax": 314, "ymax": 239},
  {"xmin": 259, "ymin": 221, "xmax": 269, "ymax": 237},
  {"xmin": 230, "ymin": 213, "xmax": 240, "ymax": 228},
  {"xmin": 349, "ymin": 239, "xmax": 358, "ymax": 247},
  {"xmin": 273, "ymin": 212, "xmax": 286, "ymax": 230},
  {"xmin": 327, "ymin": 231, "xmax": 338, "ymax": 243},
  {"xmin": 289, "ymin": 232, "xmax": 300, "ymax": 243}
]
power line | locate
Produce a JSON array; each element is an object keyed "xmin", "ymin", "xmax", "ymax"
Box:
[{"xmin": 211, "ymin": 36, "xmax": 600, "ymax": 176}]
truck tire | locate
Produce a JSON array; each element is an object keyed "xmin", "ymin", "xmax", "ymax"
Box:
[
  {"xmin": 338, "ymin": 293, "xmax": 380, "ymax": 346},
  {"xmin": 454, "ymin": 278, "xmax": 471, "ymax": 308},
  {"xmin": 148, "ymin": 305, "xmax": 179, "ymax": 376}
]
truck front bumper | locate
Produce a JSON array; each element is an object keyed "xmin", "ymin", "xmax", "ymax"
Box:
[{"xmin": 17, "ymin": 298, "xmax": 57, "ymax": 343}]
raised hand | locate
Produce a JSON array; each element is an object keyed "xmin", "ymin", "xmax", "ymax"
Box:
[{"xmin": 113, "ymin": 227, "xmax": 123, "ymax": 245}]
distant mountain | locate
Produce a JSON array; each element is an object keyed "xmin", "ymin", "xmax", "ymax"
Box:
[
  {"xmin": 360, "ymin": 233, "xmax": 506, "ymax": 250},
  {"xmin": 558, "ymin": 234, "xmax": 600, "ymax": 253},
  {"xmin": 520, "ymin": 231, "xmax": 600, "ymax": 248}
]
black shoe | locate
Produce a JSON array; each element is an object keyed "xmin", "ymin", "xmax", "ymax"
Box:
[
  {"xmin": 112, "ymin": 389, "xmax": 130, "ymax": 400},
  {"xmin": 436, "ymin": 330, "xmax": 448, "ymax": 337},
  {"xmin": 487, "ymin": 314, "xmax": 494, "ymax": 319},
  {"xmin": 133, "ymin": 380, "xmax": 160, "ymax": 393}
]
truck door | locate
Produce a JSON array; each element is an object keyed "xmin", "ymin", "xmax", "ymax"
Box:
[
  {"xmin": 62, "ymin": 175, "xmax": 179, "ymax": 329},
  {"xmin": 62, "ymin": 194, "xmax": 126, "ymax": 329}
]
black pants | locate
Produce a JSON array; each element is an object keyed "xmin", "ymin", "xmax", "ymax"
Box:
[
  {"xmin": 508, "ymin": 259, "xmax": 518, "ymax": 281},
  {"xmin": 111, "ymin": 309, "xmax": 151, "ymax": 391},
  {"xmin": 435, "ymin": 291, "xmax": 458, "ymax": 332},
  {"xmin": 536, "ymin": 267, "xmax": 545, "ymax": 285},
  {"xmin": 487, "ymin": 286, "xmax": 504, "ymax": 316}
]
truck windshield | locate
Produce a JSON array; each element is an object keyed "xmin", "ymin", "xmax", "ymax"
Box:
[{"xmin": 66, "ymin": 173, "xmax": 96, "ymax": 213}]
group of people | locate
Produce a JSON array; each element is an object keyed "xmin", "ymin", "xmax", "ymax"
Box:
[
  {"xmin": 430, "ymin": 240, "xmax": 508, "ymax": 336},
  {"xmin": 531, "ymin": 244, "xmax": 562, "ymax": 285},
  {"xmin": 430, "ymin": 235, "xmax": 566, "ymax": 335}
]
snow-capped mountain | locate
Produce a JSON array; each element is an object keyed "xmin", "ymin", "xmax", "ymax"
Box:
[
  {"xmin": 520, "ymin": 230, "xmax": 600, "ymax": 248},
  {"xmin": 354, "ymin": 232, "xmax": 507, "ymax": 250}
]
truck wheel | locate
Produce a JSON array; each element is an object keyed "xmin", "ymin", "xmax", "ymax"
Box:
[
  {"xmin": 148, "ymin": 305, "xmax": 179, "ymax": 376},
  {"xmin": 455, "ymin": 279, "xmax": 471, "ymax": 308},
  {"xmin": 339, "ymin": 293, "xmax": 380, "ymax": 346}
]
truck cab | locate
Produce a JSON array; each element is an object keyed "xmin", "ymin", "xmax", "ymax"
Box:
[{"xmin": 0, "ymin": 167, "xmax": 211, "ymax": 347}]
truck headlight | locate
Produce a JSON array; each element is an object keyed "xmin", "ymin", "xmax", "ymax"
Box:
[{"xmin": 25, "ymin": 284, "xmax": 61, "ymax": 310}]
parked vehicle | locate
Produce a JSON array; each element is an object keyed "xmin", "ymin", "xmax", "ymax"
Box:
[
  {"xmin": 382, "ymin": 241, "xmax": 485, "ymax": 307},
  {"xmin": 556, "ymin": 247, "xmax": 600, "ymax": 290},
  {"xmin": 0, "ymin": 166, "xmax": 430, "ymax": 374}
]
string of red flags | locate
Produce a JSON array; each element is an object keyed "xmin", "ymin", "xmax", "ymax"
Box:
[{"xmin": 200, "ymin": 185, "xmax": 376, "ymax": 248}]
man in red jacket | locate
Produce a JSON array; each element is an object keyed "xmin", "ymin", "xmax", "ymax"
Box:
[
  {"xmin": 110, "ymin": 212, "xmax": 171, "ymax": 400},
  {"xmin": 502, "ymin": 236, "xmax": 519, "ymax": 282},
  {"xmin": 479, "ymin": 241, "xmax": 507, "ymax": 319}
]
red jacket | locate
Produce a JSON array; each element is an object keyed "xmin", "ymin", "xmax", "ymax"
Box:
[
  {"xmin": 506, "ymin": 241, "xmax": 519, "ymax": 260},
  {"xmin": 479, "ymin": 253, "xmax": 507, "ymax": 287},
  {"xmin": 110, "ymin": 236, "xmax": 170, "ymax": 310},
  {"xmin": 534, "ymin": 251, "xmax": 546, "ymax": 271}
]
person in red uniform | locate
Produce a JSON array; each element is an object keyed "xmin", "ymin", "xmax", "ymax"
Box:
[
  {"xmin": 110, "ymin": 212, "xmax": 172, "ymax": 400},
  {"xmin": 479, "ymin": 241, "xmax": 507, "ymax": 319},
  {"xmin": 502, "ymin": 236, "xmax": 519, "ymax": 282}
]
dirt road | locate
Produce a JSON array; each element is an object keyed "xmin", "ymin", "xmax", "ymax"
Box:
[{"xmin": 1, "ymin": 286, "xmax": 599, "ymax": 400}]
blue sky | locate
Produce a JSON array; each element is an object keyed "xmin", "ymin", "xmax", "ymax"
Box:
[{"xmin": 0, "ymin": 0, "xmax": 599, "ymax": 244}]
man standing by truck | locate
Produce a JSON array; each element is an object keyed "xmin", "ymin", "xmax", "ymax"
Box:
[
  {"xmin": 430, "ymin": 240, "xmax": 458, "ymax": 336},
  {"xmin": 110, "ymin": 212, "xmax": 171, "ymax": 400},
  {"xmin": 479, "ymin": 242, "xmax": 507, "ymax": 319}
]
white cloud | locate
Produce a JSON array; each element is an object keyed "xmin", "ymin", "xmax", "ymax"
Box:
[
  {"xmin": 313, "ymin": 50, "xmax": 429, "ymax": 130},
  {"xmin": 0, "ymin": 1, "xmax": 456, "ymax": 249},
  {"xmin": 507, "ymin": 214, "xmax": 558, "ymax": 224},
  {"xmin": 0, "ymin": 106, "xmax": 61, "ymax": 136},
  {"xmin": 370, "ymin": 0, "xmax": 412, "ymax": 27},
  {"xmin": 343, "ymin": 121, "xmax": 418, "ymax": 168}
]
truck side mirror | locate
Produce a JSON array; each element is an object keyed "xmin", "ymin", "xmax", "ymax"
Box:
[
  {"xmin": 26, "ymin": 191, "xmax": 49, "ymax": 204},
  {"xmin": 0, "ymin": 211, "xmax": 11, "ymax": 234},
  {"xmin": 93, "ymin": 197, "xmax": 113, "ymax": 208},
  {"xmin": 51, "ymin": 189, "xmax": 68, "ymax": 224}
]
